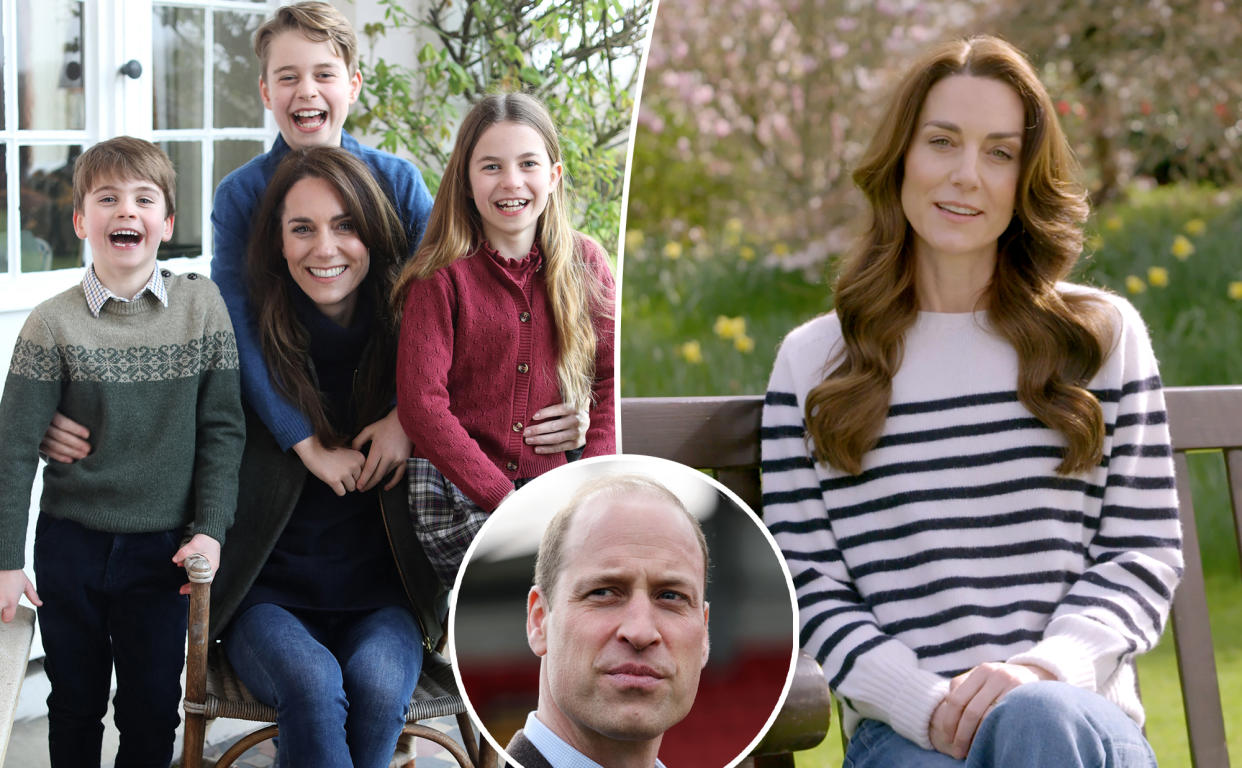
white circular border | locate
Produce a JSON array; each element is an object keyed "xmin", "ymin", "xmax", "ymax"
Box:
[{"xmin": 447, "ymin": 453, "xmax": 801, "ymax": 768}]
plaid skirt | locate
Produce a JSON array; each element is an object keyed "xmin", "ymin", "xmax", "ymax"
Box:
[{"xmin": 406, "ymin": 457, "xmax": 488, "ymax": 587}]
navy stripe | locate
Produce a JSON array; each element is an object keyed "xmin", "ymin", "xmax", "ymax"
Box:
[
  {"xmin": 884, "ymin": 599, "xmax": 1059, "ymax": 635},
  {"xmin": 1110, "ymin": 443, "xmax": 1172, "ymax": 458},
  {"xmin": 799, "ymin": 603, "xmax": 864, "ymax": 647},
  {"xmin": 1098, "ymin": 504, "xmax": 1178, "ymax": 521},
  {"xmin": 766, "ymin": 390, "xmax": 798, "ymax": 406},
  {"xmin": 1118, "ymin": 559, "xmax": 1173, "ymax": 601},
  {"xmin": 915, "ymin": 628, "xmax": 1042, "ymax": 660},
  {"xmin": 791, "ymin": 569, "xmax": 819, "ymax": 590},
  {"xmin": 1059, "ymin": 593, "xmax": 1148, "ymax": 650},
  {"xmin": 852, "ymin": 539, "xmax": 1085, "ymax": 580},
  {"xmin": 873, "ymin": 417, "xmax": 1047, "ymax": 449},
  {"xmin": 1121, "ymin": 375, "xmax": 1163, "ymax": 396},
  {"xmin": 820, "ymin": 445, "xmax": 1067, "ymax": 492},
  {"xmin": 838, "ymin": 507, "xmax": 1087, "ymax": 550},
  {"xmin": 761, "ymin": 455, "xmax": 816, "ymax": 473},
  {"xmin": 761, "ymin": 425, "xmax": 805, "ymax": 440},
  {"xmin": 1077, "ymin": 571, "xmax": 1162, "ymax": 630},
  {"xmin": 763, "ymin": 487, "xmax": 825, "ymax": 511},
  {"xmin": 868, "ymin": 570, "xmax": 1075, "ymax": 607},
  {"xmin": 824, "ymin": 476, "xmax": 1103, "ymax": 523},
  {"xmin": 781, "ymin": 548, "xmax": 845, "ymax": 564},
  {"xmin": 1116, "ymin": 410, "xmax": 1167, "ymax": 428},
  {"xmin": 1091, "ymin": 534, "xmax": 1181, "ymax": 550},
  {"xmin": 887, "ymin": 390, "xmax": 1019, "ymax": 416},
  {"xmin": 826, "ymin": 634, "xmax": 889, "ymax": 689},
  {"xmin": 1105, "ymin": 474, "xmax": 1176, "ymax": 490}
]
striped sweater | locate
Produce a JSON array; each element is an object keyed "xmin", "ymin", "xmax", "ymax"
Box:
[{"xmin": 761, "ymin": 288, "xmax": 1182, "ymax": 750}]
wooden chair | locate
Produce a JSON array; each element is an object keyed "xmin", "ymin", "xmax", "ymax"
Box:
[
  {"xmin": 179, "ymin": 555, "xmax": 495, "ymax": 768},
  {"xmin": 0, "ymin": 604, "xmax": 36, "ymax": 765},
  {"xmin": 622, "ymin": 385, "xmax": 1242, "ymax": 768}
]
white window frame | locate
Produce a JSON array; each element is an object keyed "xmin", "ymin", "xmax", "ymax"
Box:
[{"xmin": 0, "ymin": 0, "xmax": 276, "ymax": 313}]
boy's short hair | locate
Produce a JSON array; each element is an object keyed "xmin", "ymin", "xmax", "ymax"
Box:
[
  {"xmin": 254, "ymin": 1, "xmax": 358, "ymax": 78},
  {"xmin": 73, "ymin": 136, "xmax": 176, "ymax": 217}
]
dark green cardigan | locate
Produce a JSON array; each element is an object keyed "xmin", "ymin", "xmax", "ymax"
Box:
[{"xmin": 209, "ymin": 406, "xmax": 446, "ymax": 648}]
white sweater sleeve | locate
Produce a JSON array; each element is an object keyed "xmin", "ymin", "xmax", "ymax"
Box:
[
  {"xmin": 762, "ymin": 330, "xmax": 950, "ymax": 749},
  {"xmin": 1006, "ymin": 296, "xmax": 1183, "ymax": 708}
]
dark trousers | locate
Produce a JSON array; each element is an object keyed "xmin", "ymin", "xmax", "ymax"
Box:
[{"xmin": 33, "ymin": 515, "xmax": 188, "ymax": 768}]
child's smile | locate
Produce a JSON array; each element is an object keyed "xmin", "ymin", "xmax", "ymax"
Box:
[{"xmin": 468, "ymin": 121, "xmax": 562, "ymax": 260}]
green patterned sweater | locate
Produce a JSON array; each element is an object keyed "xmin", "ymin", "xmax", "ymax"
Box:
[{"xmin": 0, "ymin": 271, "xmax": 244, "ymax": 569}]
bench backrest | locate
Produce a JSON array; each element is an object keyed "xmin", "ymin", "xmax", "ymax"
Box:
[{"xmin": 621, "ymin": 385, "xmax": 1241, "ymax": 768}]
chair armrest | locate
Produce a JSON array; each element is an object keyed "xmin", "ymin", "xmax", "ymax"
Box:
[
  {"xmin": 752, "ymin": 651, "xmax": 833, "ymax": 755},
  {"xmin": 1, "ymin": 605, "xmax": 36, "ymax": 763}
]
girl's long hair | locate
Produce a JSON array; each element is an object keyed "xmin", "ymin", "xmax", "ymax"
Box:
[
  {"xmin": 248, "ymin": 146, "xmax": 408, "ymax": 445},
  {"xmin": 391, "ymin": 92, "xmax": 607, "ymax": 410},
  {"xmin": 806, "ymin": 35, "xmax": 1112, "ymax": 476}
]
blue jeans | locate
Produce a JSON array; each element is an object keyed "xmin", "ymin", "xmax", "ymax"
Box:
[
  {"xmin": 225, "ymin": 602, "xmax": 423, "ymax": 768},
  {"xmin": 844, "ymin": 682, "xmax": 1157, "ymax": 768},
  {"xmin": 33, "ymin": 515, "xmax": 188, "ymax": 768}
]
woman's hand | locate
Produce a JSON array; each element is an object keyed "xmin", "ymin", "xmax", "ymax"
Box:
[
  {"xmin": 929, "ymin": 662, "xmax": 1054, "ymax": 758},
  {"xmin": 292, "ymin": 435, "xmax": 366, "ymax": 496},
  {"xmin": 352, "ymin": 408, "xmax": 412, "ymax": 492},
  {"xmin": 172, "ymin": 533, "xmax": 222, "ymax": 596},
  {"xmin": 0, "ymin": 570, "xmax": 41, "ymax": 622},
  {"xmin": 524, "ymin": 401, "xmax": 589, "ymax": 454},
  {"xmin": 39, "ymin": 412, "xmax": 92, "ymax": 463}
]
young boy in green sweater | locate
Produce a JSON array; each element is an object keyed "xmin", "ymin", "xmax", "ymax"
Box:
[{"xmin": 0, "ymin": 136, "xmax": 244, "ymax": 766}]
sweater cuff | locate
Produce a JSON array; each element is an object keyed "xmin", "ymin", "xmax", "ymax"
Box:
[
  {"xmin": 271, "ymin": 415, "xmax": 314, "ymax": 453},
  {"xmin": 1006, "ymin": 633, "xmax": 1104, "ymax": 691},
  {"xmin": 849, "ymin": 664, "xmax": 950, "ymax": 750},
  {"xmin": 192, "ymin": 506, "xmax": 233, "ymax": 548},
  {"xmin": 478, "ymin": 477, "xmax": 516, "ymax": 513}
]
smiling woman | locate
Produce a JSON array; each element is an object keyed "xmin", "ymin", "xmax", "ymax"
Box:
[{"xmin": 762, "ymin": 35, "xmax": 1181, "ymax": 768}]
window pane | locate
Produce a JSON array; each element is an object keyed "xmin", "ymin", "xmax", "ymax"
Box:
[
  {"xmin": 214, "ymin": 12, "xmax": 264, "ymax": 129},
  {"xmin": 1, "ymin": 145, "xmax": 8, "ymax": 271},
  {"xmin": 160, "ymin": 141, "xmax": 202, "ymax": 260},
  {"xmin": 214, "ymin": 140, "xmax": 264, "ymax": 192},
  {"xmin": 20, "ymin": 145, "xmax": 83, "ymax": 272},
  {"xmin": 153, "ymin": 6, "xmax": 205, "ymax": 130},
  {"xmin": 17, "ymin": 0, "xmax": 85, "ymax": 131}
]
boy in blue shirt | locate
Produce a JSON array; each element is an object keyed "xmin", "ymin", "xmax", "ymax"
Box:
[{"xmin": 0, "ymin": 136, "xmax": 244, "ymax": 766}]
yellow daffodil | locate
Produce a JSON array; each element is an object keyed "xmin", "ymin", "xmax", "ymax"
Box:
[
  {"xmin": 1184, "ymin": 219, "xmax": 1206, "ymax": 237},
  {"xmin": 1147, "ymin": 266, "xmax": 1169, "ymax": 288},
  {"xmin": 734, "ymin": 334, "xmax": 755, "ymax": 353},
  {"xmin": 663, "ymin": 241, "xmax": 683, "ymax": 260},
  {"xmin": 713, "ymin": 315, "xmax": 746, "ymax": 340},
  {"xmin": 772, "ymin": 242, "xmax": 790, "ymax": 256},
  {"xmin": 625, "ymin": 229, "xmax": 644, "ymax": 252},
  {"xmin": 739, "ymin": 245, "xmax": 756, "ymax": 261},
  {"xmin": 1125, "ymin": 275, "xmax": 1146, "ymax": 294},
  {"xmin": 1085, "ymin": 233, "xmax": 1103, "ymax": 253},
  {"xmin": 678, "ymin": 340, "xmax": 703, "ymax": 364},
  {"xmin": 1104, "ymin": 216, "xmax": 1123, "ymax": 232},
  {"xmin": 1171, "ymin": 235, "xmax": 1194, "ymax": 261},
  {"xmin": 725, "ymin": 218, "xmax": 744, "ymax": 235},
  {"xmin": 1229, "ymin": 282, "xmax": 1242, "ymax": 301}
]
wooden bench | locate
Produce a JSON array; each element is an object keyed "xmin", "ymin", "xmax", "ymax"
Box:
[{"xmin": 621, "ymin": 385, "xmax": 1241, "ymax": 768}]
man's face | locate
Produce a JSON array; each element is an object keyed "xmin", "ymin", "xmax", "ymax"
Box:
[{"xmin": 527, "ymin": 491, "xmax": 710, "ymax": 748}]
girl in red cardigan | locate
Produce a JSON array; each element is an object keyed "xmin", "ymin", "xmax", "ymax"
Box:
[{"xmin": 393, "ymin": 93, "xmax": 615, "ymax": 513}]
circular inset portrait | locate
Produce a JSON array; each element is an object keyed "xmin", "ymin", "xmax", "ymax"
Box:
[{"xmin": 450, "ymin": 454, "xmax": 797, "ymax": 768}]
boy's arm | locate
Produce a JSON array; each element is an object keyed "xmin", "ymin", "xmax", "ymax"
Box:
[
  {"xmin": 210, "ymin": 173, "xmax": 314, "ymax": 451},
  {"xmin": 188, "ymin": 290, "xmax": 246, "ymax": 546},
  {"xmin": 0, "ymin": 310, "xmax": 67, "ymax": 570},
  {"xmin": 581, "ymin": 242, "xmax": 616, "ymax": 457}
]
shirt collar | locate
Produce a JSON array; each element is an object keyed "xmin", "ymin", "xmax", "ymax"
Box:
[
  {"xmin": 81, "ymin": 264, "xmax": 168, "ymax": 318},
  {"xmin": 481, "ymin": 240, "xmax": 543, "ymax": 268},
  {"xmin": 522, "ymin": 712, "xmax": 666, "ymax": 768}
]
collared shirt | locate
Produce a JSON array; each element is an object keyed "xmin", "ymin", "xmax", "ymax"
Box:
[
  {"xmin": 81, "ymin": 264, "xmax": 168, "ymax": 318},
  {"xmin": 522, "ymin": 712, "xmax": 668, "ymax": 768}
]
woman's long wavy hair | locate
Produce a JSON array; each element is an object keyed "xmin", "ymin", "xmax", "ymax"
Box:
[
  {"xmin": 390, "ymin": 92, "xmax": 608, "ymax": 411},
  {"xmin": 248, "ymin": 147, "xmax": 408, "ymax": 445},
  {"xmin": 806, "ymin": 35, "xmax": 1113, "ymax": 476}
]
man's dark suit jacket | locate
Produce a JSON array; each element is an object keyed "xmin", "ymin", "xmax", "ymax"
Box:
[{"xmin": 504, "ymin": 729, "xmax": 555, "ymax": 768}]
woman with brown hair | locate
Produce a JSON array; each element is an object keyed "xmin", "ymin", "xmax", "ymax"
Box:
[{"xmin": 762, "ymin": 36, "xmax": 1180, "ymax": 766}]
